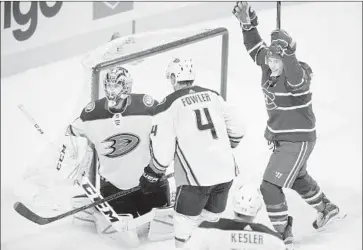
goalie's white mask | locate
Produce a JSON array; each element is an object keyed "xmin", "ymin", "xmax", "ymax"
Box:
[
  {"xmin": 166, "ymin": 57, "xmax": 196, "ymax": 87},
  {"xmin": 103, "ymin": 66, "xmax": 133, "ymax": 108},
  {"xmin": 233, "ymin": 183, "xmax": 263, "ymax": 223}
]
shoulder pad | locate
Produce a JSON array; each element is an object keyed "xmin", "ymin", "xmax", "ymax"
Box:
[
  {"xmin": 142, "ymin": 94, "xmax": 156, "ymax": 108},
  {"xmin": 80, "ymin": 98, "xmax": 111, "ymax": 121},
  {"xmin": 194, "ymin": 85, "xmax": 220, "ymax": 96},
  {"xmin": 122, "ymin": 94, "xmax": 158, "ymax": 116},
  {"xmin": 154, "ymin": 92, "xmax": 180, "ymax": 115},
  {"xmin": 84, "ymin": 101, "xmax": 95, "ymax": 113},
  {"xmin": 154, "ymin": 86, "xmax": 219, "ymax": 115},
  {"xmin": 299, "ymin": 61, "xmax": 313, "ymax": 80}
]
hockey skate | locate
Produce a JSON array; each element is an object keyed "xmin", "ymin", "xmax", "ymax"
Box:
[
  {"xmin": 312, "ymin": 197, "xmax": 341, "ymax": 230},
  {"xmin": 282, "ymin": 216, "xmax": 294, "ymax": 250}
]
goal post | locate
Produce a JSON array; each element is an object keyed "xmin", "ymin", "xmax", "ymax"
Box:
[{"xmin": 81, "ymin": 27, "xmax": 230, "ymax": 186}]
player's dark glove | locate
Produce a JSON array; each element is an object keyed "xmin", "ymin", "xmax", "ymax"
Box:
[
  {"xmin": 270, "ymin": 29, "xmax": 296, "ymax": 56},
  {"xmin": 139, "ymin": 165, "xmax": 163, "ymax": 194},
  {"xmin": 232, "ymin": 1, "xmax": 259, "ymax": 31}
]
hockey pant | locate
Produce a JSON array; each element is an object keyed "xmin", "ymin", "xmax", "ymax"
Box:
[{"xmin": 173, "ymin": 180, "xmax": 233, "ymax": 248}]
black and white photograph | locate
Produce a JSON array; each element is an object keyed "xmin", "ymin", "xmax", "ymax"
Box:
[{"xmin": 1, "ymin": 1, "xmax": 362, "ymax": 250}]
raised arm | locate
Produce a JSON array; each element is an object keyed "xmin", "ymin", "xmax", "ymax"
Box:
[
  {"xmin": 233, "ymin": 1, "xmax": 268, "ymax": 66},
  {"xmin": 270, "ymin": 29, "xmax": 313, "ymax": 91}
]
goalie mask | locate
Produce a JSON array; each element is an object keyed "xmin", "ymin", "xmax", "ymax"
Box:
[
  {"xmin": 166, "ymin": 57, "xmax": 196, "ymax": 87},
  {"xmin": 233, "ymin": 183, "xmax": 262, "ymax": 223},
  {"xmin": 103, "ymin": 66, "xmax": 133, "ymax": 108}
]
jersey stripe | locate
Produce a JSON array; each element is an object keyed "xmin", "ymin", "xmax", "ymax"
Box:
[
  {"xmin": 267, "ymin": 125, "xmax": 316, "ymax": 133},
  {"xmin": 283, "ymin": 142, "xmax": 308, "ymax": 188},
  {"xmin": 176, "ymin": 142, "xmax": 200, "ymax": 186},
  {"xmin": 149, "ymin": 140, "xmax": 168, "ymax": 174}
]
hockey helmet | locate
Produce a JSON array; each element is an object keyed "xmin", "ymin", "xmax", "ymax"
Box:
[
  {"xmin": 103, "ymin": 66, "xmax": 133, "ymax": 107},
  {"xmin": 233, "ymin": 183, "xmax": 263, "ymax": 220},
  {"xmin": 166, "ymin": 57, "xmax": 196, "ymax": 85}
]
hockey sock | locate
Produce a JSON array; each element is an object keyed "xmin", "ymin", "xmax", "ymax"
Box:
[
  {"xmin": 292, "ymin": 173, "xmax": 325, "ymax": 212},
  {"xmin": 173, "ymin": 212, "xmax": 201, "ymax": 248},
  {"xmin": 260, "ymin": 180, "xmax": 289, "ymax": 234}
]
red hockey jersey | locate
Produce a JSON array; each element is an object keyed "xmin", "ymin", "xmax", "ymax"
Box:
[{"xmin": 242, "ymin": 28, "xmax": 316, "ymax": 142}]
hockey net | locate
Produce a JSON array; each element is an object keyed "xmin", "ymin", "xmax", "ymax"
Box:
[{"xmin": 81, "ymin": 26, "xmax": 230, "ymax": 186}]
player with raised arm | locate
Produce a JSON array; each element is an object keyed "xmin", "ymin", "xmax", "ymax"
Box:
[
  {"xmin": 138, "ymin": 57, "xmax": 245, "ymax": 248},
  {"xmin": 65, "ymin": 66, "xmax": 174, "ymax": 247},
  {"xmin": 189, "ymin": 183, "xmax": 285, "ymax": 250},
  {"xmin": 232, "ymin": 2, "xmax": 341, "ymax": 249}
]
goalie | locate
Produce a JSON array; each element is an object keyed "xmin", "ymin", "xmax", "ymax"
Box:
[{"xmin": 62, "ymin": 65, "xmax": 175, "ymax": 247}]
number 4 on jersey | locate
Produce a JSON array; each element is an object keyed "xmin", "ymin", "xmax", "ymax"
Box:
[
  {"xmin": 150, "ymin": 125, "xmax": 158, "ymax": 136},
  {"xmin": 194, "ymin": 108, "xmax": 218, "ymax": 139}
]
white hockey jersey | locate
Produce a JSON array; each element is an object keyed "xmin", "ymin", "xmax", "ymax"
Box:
[
  {"xmin": 189, "ymin": 218, "xmax": 286, "ymax": 250},
  {"xmin": 149, "ymin": 86, "xmax": 244, "ymax": 187},
  {"xmin": 69, "ymin": 94, "xmax": 157, "ymax": 189}
]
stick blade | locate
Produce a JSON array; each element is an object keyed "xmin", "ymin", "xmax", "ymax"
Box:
[{"xmin": 14, "ymin": 201, "xmax": 51, "ymax": 225}]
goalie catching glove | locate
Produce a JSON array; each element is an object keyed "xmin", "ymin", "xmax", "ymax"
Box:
[
  {"xmin": 139, "ymin": 166, "xmax": 164, "ymax": 194},
  {"xmin": 232, "ymin": 1, "xmax": 259, "ymax": 31}
]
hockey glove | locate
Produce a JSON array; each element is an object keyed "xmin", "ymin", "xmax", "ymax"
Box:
[
  {"xmin": 232, "ymin": 1, "xmax": 258, "ymax": 31},
  {"xmin": 139, "ymin": 165, "xmax": 163, "ymax": 194},
  {"xmin": 270, "ymin": 29, "xmax": 297, "ymax": 56}
]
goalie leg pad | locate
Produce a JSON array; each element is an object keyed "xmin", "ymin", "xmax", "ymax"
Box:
[
  {"xmin": 94, "ymin": 212, "xmax": 140, "ymax": 248},
  {"xmin": 148, "ymin": 206, "xmax": 174, "ymax": 242},
  {"xmin": 71, "ymin": 194, "xmax": 96, "ymax": 227}
]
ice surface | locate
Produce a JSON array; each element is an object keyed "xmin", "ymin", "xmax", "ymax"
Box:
[{"xmin": 1, "ymin": 2, "xmax": 362, "ymax": 250}]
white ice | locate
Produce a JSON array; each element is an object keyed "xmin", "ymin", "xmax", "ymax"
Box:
[{"xmin": 1, "ymin": 2, "xmax": 362, "ymax": 250}]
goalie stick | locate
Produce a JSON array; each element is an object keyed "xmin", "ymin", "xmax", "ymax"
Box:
[
  {"xmin": 18, "ymin": 104, "xmax": 77, "ymax": 171},
  {"xmin": 18, "ymin": 104, "xmax": 55, "ymax": 147},
  {"xmin": 78, "ymin": 175, "xmax": 130, "ymax": 232},
  {"xmin": 14, "ymin": 172, "xmax": 174, "ymax": 226}
]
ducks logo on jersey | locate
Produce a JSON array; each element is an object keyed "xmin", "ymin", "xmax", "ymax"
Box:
[{"xmin": 102, "ymin": 133, "xmax": 140, "ymax": 158}]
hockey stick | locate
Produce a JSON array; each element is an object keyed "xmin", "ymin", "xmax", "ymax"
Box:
[
  {"xmin": 17, "ymin": 104, "xmax": 75, "ymax": 170},
  {"xmin": 14, "ymin": 173, "xmax": 174, "ymax": 226},
  {"xmin": 78, "ymin": 175, "xmax": 131, "ymax": 232},
  {"xmin": 18, "ymin": 104, "xmax": 54, "ymax": 146},
  {"xmin": 17, "ymin": 104, "xmax": 75, "ymax": 154},
  {"xmin": 277, "ymin": 1, "xmax": 281, "ymax": 29}
]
